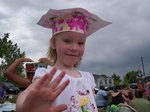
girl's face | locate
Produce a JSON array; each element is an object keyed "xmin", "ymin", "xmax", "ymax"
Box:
[{"xmin": 54, "ymin": 32, "xmax": 86, "ymax": 68}]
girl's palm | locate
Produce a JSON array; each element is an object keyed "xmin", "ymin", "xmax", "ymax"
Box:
[{"xmin": 16, "ymin": 67, "xmax": 70, "ymax": 112}]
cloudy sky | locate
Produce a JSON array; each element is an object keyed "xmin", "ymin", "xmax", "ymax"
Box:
[{"xmin": 0, "ymin": 0, "xmax": 150, "ymax": 78}]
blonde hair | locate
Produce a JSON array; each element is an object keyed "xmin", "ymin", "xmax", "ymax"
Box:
[
  {"xmin": 47, "ymin": 35, "xmax": 57, "ymax": 66},
  {"xmin": 47, "ymin": 33, "xmax": 81, "ymax": 67}
]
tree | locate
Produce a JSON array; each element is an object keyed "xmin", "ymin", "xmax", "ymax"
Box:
[
  {"xmin": 0, "ymin": 33, "xmax": 25, "ymax": 81},
  {"xmin": 123, "ymin": 70, "xmax": 138, "ymax": 86},
  {"xmin": 112, "ymin": 73, "xmax": 122, "ymax": 86}
]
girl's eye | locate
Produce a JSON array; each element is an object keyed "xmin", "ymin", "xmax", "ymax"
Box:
[
  {"xmin": 78, "ymin": 42, "xmax": 85, "ymax": 46},
  {"xmin": 63, "ymin": 39, "xmax": 72, "ymax": 43}
]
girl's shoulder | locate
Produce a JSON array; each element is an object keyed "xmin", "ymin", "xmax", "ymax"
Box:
[
  {"xmin": 78, "ymin": 70, "xmax": 95, "ymax": 82},
  {"xmin": 79, "ymin": 70, "xmax": 93, "ymax": 77},
  {"xmin": 79, "ymin": 70, "xmax": 92, "ymax": 75}
]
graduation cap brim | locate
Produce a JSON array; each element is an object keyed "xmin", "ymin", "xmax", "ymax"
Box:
[{"xmin": 37, "ymin": 8, "xmax": 111, "ymax": 37}]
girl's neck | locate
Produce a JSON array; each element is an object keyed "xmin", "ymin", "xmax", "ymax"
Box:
[
  {"xmin": 53, "ymin": 63, "xmax": 81, "ymax": 78},
  {"xmin": 54, "ymin": 63, "xmax": 75, "ymax": 70}
]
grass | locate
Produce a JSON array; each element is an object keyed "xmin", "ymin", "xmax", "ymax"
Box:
[
  {"xmin": 7, "ymin": 94, "xmax": 17, "ymax": 103},
  {"xmin": 98, "ymin": 107, "xmax": 107, "ymax": 112},
  {"xmin": 0, "ymin": 94, "xmax": 17, "ymax": 103}
]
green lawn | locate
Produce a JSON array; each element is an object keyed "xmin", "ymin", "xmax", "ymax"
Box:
[{"xmin": 0, "ymin": 94, "xmax": 18, "ymax": 104}]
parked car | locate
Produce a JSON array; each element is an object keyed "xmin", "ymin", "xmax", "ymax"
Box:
[
  {"xmin": 0, "ymin": 82, "xmax": 6, "ymax": 98},
  {"xmin": 95, "ymin": 88, "xmax": 99, "ymax": 94},
  {"xmin": 2, "ymin": 82, "xmax": 20, "ymax": 95},
  {"xmin": 129, "ymin": 83, "xmax": 138, "ymax": 89},
  {"xmin": 144, "ymin": 75, "xmax": 150, "ymax": 82}
]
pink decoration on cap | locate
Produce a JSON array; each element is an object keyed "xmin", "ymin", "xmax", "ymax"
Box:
[{"xmin": 52, "ymin": 13, "xmax": 88, "ymax": 36}]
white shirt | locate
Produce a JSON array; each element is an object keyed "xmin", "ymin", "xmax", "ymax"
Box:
[{"xmin": 33, "ymin": 66, "xmax": 98, "ymax": 112}]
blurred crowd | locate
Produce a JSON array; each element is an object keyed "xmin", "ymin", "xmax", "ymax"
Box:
[{"xmin": 95, "ymin": 81, "xmax": 150, "ymax": 112}]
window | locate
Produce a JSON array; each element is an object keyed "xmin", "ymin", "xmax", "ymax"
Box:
[{"xmin": 109, "ymin": 79, "xmax": 112, "ymax": 84}]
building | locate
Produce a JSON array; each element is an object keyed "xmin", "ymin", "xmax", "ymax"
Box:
[{"xmin": 93, "ymin": 74, "xmax": 114, "ymax": 89}]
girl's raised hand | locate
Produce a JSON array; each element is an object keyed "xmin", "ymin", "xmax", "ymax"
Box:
[{"xmin": 16, "ymin": 67, "xmax": 70, "ymax": 112}]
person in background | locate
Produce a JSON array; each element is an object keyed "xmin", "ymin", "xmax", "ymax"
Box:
[
  {"xmin": 131, "ymin": 89, "xmax": 150, "ymax": 112},
  {"xmin": 121, "ymin": 84, "xmax": 131, "ymax": 105},
  {"xmin": 5, "ymin": 57, "xmax": 50, "ymax": 88},
  {"xmin": 108, "ymin": 85, "xmax": 135, "ymax": 112},
  {"xmin": 145, "ymin": 80, "xmax": 150, "ymax": 101},
  {"xmin": 111, "ymin": 85, "xmax": 126, "ymax": 105},
  {"xmin": 127, "ymin": 88, "xmax": 135, "ymax": 106},
  {"xmin": 5, "ymin": 58, "xmax": 33, "ymax": 87},
  {"xmin": 137, "ymin": 79, "xmax": 144, "ymax": 91},
  {"xmin": 96, "ymin": 86, "xmax": 109, "ymax": 108}
]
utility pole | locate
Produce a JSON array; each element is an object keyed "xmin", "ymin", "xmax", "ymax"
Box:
[{"xmin": 141, "ymin": 57, "xmax": 145, "ymax": 76}]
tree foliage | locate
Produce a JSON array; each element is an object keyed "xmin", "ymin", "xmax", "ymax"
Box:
[
  {"xmin": 123, "ymin": 70, "xmax": 138, "ymax": 86},
  {"xmin": 112, "ymin": 73, "xmax": 122, "ymax": 86},
  {"xmin": 0, "ymin": 33, "xmax": 25, "ymax": 81}
]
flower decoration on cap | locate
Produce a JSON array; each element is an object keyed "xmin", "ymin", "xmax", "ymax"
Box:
[
  {"xmin": 52, "ymin": 13, "xmax": 88, "ymax": 36},
  {"xmin": 37, "ymin": 8, "xmax": 111, "ymax": 38}
]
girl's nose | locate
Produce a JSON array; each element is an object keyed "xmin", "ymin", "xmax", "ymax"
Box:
[{"xmin": 70, "ymin": 44, "xmax": 78, "ymax": 52}]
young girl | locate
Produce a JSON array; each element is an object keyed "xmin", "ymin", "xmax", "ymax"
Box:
[
  {"xmin": 33, "ymin": 8, "xmax": 110, "ymax": 112},
  {"xmin": 16, "ymin": 7, "xmax": 110, "ymax": 112}
]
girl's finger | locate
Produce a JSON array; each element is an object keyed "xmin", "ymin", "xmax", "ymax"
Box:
[
  {"xmin": 42, "ymin": 67, "xmax": 57, "ymax": 87},
  {"xmin": 50, "ymin": 71, "xmax": 65, "ymax": 90},
  {"xmin": 55, "ymin": 79, "xmax": 70, "ymax": 97},
  {"xmin": 35, "ymin": 74, "xmax": 49, "ymax": 89}
]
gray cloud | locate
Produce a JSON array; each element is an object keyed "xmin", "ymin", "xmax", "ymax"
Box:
[{"xmin": 0, "ymin": 0, "xmax": 150, "ymax": 78}]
